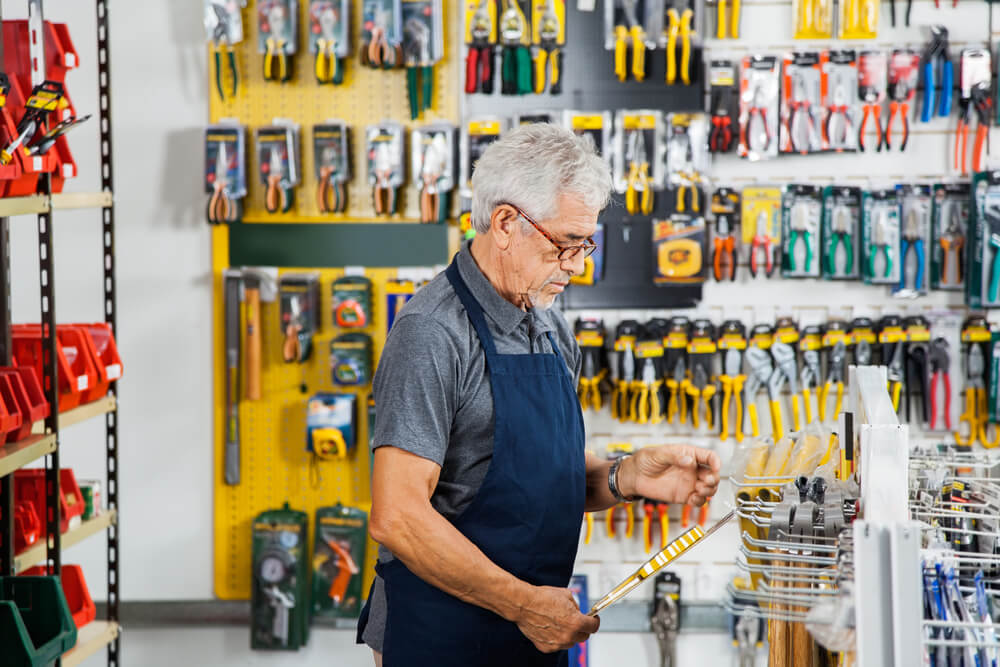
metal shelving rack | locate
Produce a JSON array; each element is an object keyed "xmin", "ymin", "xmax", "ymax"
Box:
[{"xmin": 0, "ymin": 0, "xmax": 120, "ymax": 665}]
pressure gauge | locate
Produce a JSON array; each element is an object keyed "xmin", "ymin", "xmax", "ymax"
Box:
[{"xmin": 257, "ymin": 550, "xmax": 292, "ymax": 584}]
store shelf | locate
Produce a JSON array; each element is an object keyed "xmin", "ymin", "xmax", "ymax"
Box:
[
  {"xmin": 31, "ymin": 395, "xmax": 117, "ymax": 435},
  {"xmin": 51, "ymin": 191, "xmax": 113, "ymax": 210},
  {"xmin": 61, "ymin": 620, "xmax": 121, "ymax": 667},
  {"xmin": 0, "ymin": 433, "xmax": 57, "ymax": 477},
  {"xmin": 0, "ymin": 191, "xmax": 113, "ymax": 217},
  {"xmin": 0, "ymin": 194, "xmax": 48, "ymax": 216},
  {"xmin": 14, "ymin": 508, "xmax": 118, "ymax": 573}
]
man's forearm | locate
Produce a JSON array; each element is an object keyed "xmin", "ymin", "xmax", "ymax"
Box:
[
  {"xmin": 584, "ymin": 452, "xmax": 622, "ymax": 512},
  {"xmin": 375, "ymin": 500, "xmax": 532, "ymax": 622}
]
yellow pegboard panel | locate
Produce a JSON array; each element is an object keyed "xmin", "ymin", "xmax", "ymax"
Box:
[{"xmin": 208, "ymin": 0, "xmax": 461, "ymax": 224}]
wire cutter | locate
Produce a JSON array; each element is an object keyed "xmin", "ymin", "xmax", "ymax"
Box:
[
  {"xmin": 404, "ymin": 19, "xmax": 434, "ymax": 120},
  {"xmin": 823, "ymin": 78, "xmax": 853, "ymax": 150},
  {"xmin": 685, "ymin": 357, "xmax": 716, "ymax": 430},
  {"xmin": 533, "ymin": 0, "xmax": 562, "ymax": 94},
  {"xmin": 419, "ymin": 135, "xmax": 449, "ymax": 224},
  {"xmin": 885, "ymin": 71, "xmax": 915, "ymax": 151},
  {"xmin": 709, "ymin": 88, "xmax": 734, "ymax": 153},
  {"xmin": 264, "ymin": 148, "xmax": 292, "ymax": 213},
  {"xmin": 263, "ymin": 6, "xmax": 292, "ymax": 82},
  {"xmin": 665, "ymin": 355, "xmax": 687, "ymax": 424},
  {"xmin": 886, "ymin": 341, "xmax": 905, "ymax": 413},
  {"xmin": 868, "ymin": 209, "xmax": 893, "ymax": 279},
  {"xmin": 786, "ymin": 201, "xmax": 814, "ymax": 273},
  {"xmin": 643, "ymin": 501, "xmax": 669, "ymax": 553},
  {"xmin": 612, "ymin": 343, "xmax": 635, "ymax": 422},
  {"xmin": 826, "ymin": 205, "xmax": 854, "ymax": 277},
  {"xmin": 771, "ymin": 341, "xmax": 802, "ymax": 437},
  {"xmin": 625, "ymin": 132, "xmax": 653, "ymax": 216},
  {"xmin": 614, "ymin": 0, "xmax": 646, "ymax": 82},
  {"xmin": 858, "ymin": 81, "xmax": 884, "ymax": 152},
  {"xmin": 898, "ymin": 208, "xmax": 925, "ymax": 292},
  {"xmin": 208, "ymin": 142, "xmax": 237, "ymax": 224},
  {"xmin": 743, "ymin": 346, "xmax": 772, "ymax": 438},
  {"xmin": 740, "ymin": 87, "xmax": 772, "ymax": 154},
  {"xmin": 372, "ymin": 142, "xmax": 398, "ymax": 216},
  {"xmin": 317, "ymin": 147, "xmax": 346, "ymax": 214},
  {"xmin": 465, "ymin": 0, "xmax": 494, "ymax": 94},
  {"xmin": 800, "ymin": 349, "xmax": 820, "ymax": 425},
  {"xmin": 713, "ymin": 211, "xmax": 737, "ymax": 281},
  {"xmin": 921, "ymin": 27, "xmax": 952, "ymax": 123},
  {"xmin": 363, "ymin": 8, "xmax": 403, "ymax": 68},
  {"xmin": 939, "ymin": 204, "xmax": 964, "ymax": 287},
  {"xmin": 819, "ymin": 341, "xmax": 845, "ymax": 422},
  {"xmin": 786, "ymin": 72, "xmax": 816, "ymax": 154},
  {"xmin": 905, "ymin": 341, "xmax": 929, "ymax": 425},
  {"xmin": 665, "ymin": 0, "xmax": 694, "ymax": 85},
  {"xmin": 631, "ymin": 358, "xmax": 663, "ymax": 424},
  {"xmin": 749, "ymin": 211, "xmax": 776, "ymax": 278},
  {"xmin": 315, "ymin": 7, "xmax": 344, "ymax": 85},
  {"xmin": 212, "ymin": 4, "xmax": 238, "ymax": 100},
  {"xmin": 577, "ymin": 352, "xmax": 606, "ymax": 411},
  {"xmin": 719, "ymin": 348, "xmax": 745, "ymax": 441}
]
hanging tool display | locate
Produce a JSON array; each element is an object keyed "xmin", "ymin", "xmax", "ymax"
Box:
[
  {"xmin": 616, "ymin": 111, "xmax": 663, "ymax": 216},
  {"xmin": 782, "ymin": 185, "xmax": 822, "ymax": 278},
  {"xmin": 205, "ymin": 0, "xmax": 242, "ymax": 100},
  {"xmin": 500, "ymin": 0, "xmax": 533, "ymax": 94},
  {"xmin": 532, "ymin": 0, "xmax": 565, "ymax": 94},
  {"xmin": 666, "ymin": 113, "xmax": 708, "ymax": 214},
  {"xmin": 857, "ymin": 50, "xmax": 886, "ymax": 153},
  {"xmin": 718, "ymin": 322, "xmax": 747, "ymax": 441},
  {"xmin": 822, "ymin": 186, "xmax": 860, "ymax": 280},
  {"xmin": 793, "ymin": 0, "xmax": 832, "ymax": 39},
  {"xmin": 684, "ymin": 321, "xmax": 717, "ymax": 430},
  {"xmin": 280, "ymin": 274, "xmax": 320, "ymax": 364},
  {"xmin": 954, "ymin": 49, "xmax": 992, "ymax": 176},
  {"xmin": 863, "ymin": 188, "xmax": 900, "ymax": 285},
  {"xmin": 738, "ymin": 55, "xmax": 780, "ymax": 161},
  {"xmin": 312, "ymin": 504, "xmax": 367, "ymax": 618},
  {"xmin": 896, "ymin": 185, "xmax": 930, "ymax": 296},
  {"xmin": 310, "ymin": 0, "xmax": 349, "ymax": 85},
  {"xmin": 360, "ymin": 0, "xmax": 403, "ymax": 68},
  {"xmin": 920, "ymin": 27, "xmax": 952, "ymax": 123},
  {"xmin": 258, "ymin": 123, "xmax": 300, "ymax": 214},
  {"xmin": 465, "ymin": 0, "xmax": 497, "ymax": 94},
  {"xmin": 608, "ymin": 0, "xmax": 649, "ymax": 82},
  {"xmin": 665, "ymin": 0, "xmax": 696, "ymax": 86},
  {"xmin": 708, "ymin": 61, "xmax": 737, "ymax": 154},
  {"xmin": 259, "ymin": 0, "xmax": 298, "ymax": 82},
  {"xmin": 412, "ymin": 123, "xmax": 455, "ymax": 224},
  {"xmin": 931, "ymin": 183, "xmax": 967, "ymax": 290},
  {"xmin": 839, "ymin": 0, "xmax": 877, "ymax": 38},
  {"xmin": 711, "ymin": 187, "xmax": 740, "ymax": 281},
  {"xmin": 223, "ymin": 270, "xmax": 242, "ymax": 486},
  {"xmin": 742, "ymin": 186, "xmax": 781, "ymax": 278},
  {"xmin": 885, "ymin": 49, "xmax": 919, "ymax": 152},
  {"xmin": 205, "ymin": 123, "xmax": 247, "ymax": 224},
  {"xmin": 314, "ymin": 121, "xmax": 350, "ymax": 214},
  {"xmin": 366, "ymin": 122, "xmax": 405, "ymax": 217},
  {"xmin": 403, "ymin": 0, "xmax": 443, "ymax": 119},
  {"xmin": 821, "ymin": 49, "xmax": 859, "ymax": 153},
  {"xmin": 576, "ymin": 319, "xmax": 607, "ymax": 412}
]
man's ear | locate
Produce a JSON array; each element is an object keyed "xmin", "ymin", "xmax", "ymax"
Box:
[{"xmin": 489, "ymin": 204, "xmax": 518, "ymax": 252}]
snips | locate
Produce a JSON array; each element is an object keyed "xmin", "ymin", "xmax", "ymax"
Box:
[
  {"xmin": 819, "ymin": 341, "xmax": 846, "ymax": 422},
  {"xmin": 625, "ymin": 131, "xmax": 654, "ymax": 216},
  {"xmin": 419, "ymin": 134, "xmax": 449, "ymax": 224},
  {"xmin": 533, "ymin": 0, "xmax": 563, "ymax": 94},
  {"xmin": 719, "ymin": 348, "xmax": 746, "ymax": 441},
  {"xmin": 799, "ymin": 349, "xmax": 821, "ymax": 425},
  {"xmin": 743, "ymin": 346, "xmax": 772, "ymax": 438}
]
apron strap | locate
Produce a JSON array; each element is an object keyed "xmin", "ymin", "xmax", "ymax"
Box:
[
  {"xmin": 545, "ymin": 331, "xmax": 571, "ymax": 379},
  {"xmin": 446, "ymin": 259, "xmax": 498, "ymax": 357}
]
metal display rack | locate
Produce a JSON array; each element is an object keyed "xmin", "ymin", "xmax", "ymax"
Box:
[{"xmin": 0, "ymin": 1, "xmax": 121, "ymax": 665}]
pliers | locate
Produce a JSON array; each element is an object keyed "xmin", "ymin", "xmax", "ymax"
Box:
[
  {"xmin": 533, "ymin": 0, "xmax": 562, "ymax": 94},
  {"xmin": 868, "ymin": 209, "xmax": 894, "ymax": 279},
  {"xmin": 606, "ymin": 494, "xmax": 635, "ymax": 538},
  {"xmin": 886, "ymin": 341, "xmax": 905, "ymax": 413},
  {"xmin": 577, "ymin": 352, "xmax": 606, "ymax": 411},
  {"xmin": 929, "ymin": 337, "xmax": 952, "ymax": 430},
  {"xmin": 858, "ymin": 82, "xmax": 884, "ymax": 152},
  {"xmin": 212, "ymin": 4, "xmax": 238, "ymax": 100},
  {"xmin": 612, "ymin": 342, "xmax": 636, "ymax": 422},
  {"xmin": 614, "ymin": 0, "xmax": 646, "ymax": 82},
  {"xmin": 743, "ymin": 346, "xmax": 772, "ymax": 437},
  {"xmin": 665, "ymin": 355, "xmax": 687, "ymax": 424},
  {"xmin": 741, "ymin": 87, "xmax": 771, "ymax": 153},
  {"xmin": 631, "ymin": 358, "xmax": 663, "ymax": 424},
  {"xmin": 719, "ymin": 348, "xmax": 746, "ymax": 441},
  {"xmin": 709, "ymin": 88, "xmax": 734, "ymax": 153},
  {"xmin": 713, "ymin": 209, "xmax": 737, "ymax": 281},
  {"xmin": 786, "ymin": 72, "xmax": 816, "ymax": 154},
  {"xmin": 898, "ymin": 207, "xmax": 925, "ymax": 292},
  {"xmin": 955, "ymin": 345, "xmax": 998, "ymax": 447},
  {"xmin": 264, "ymin": 148, "xmax": 292, "ymax": 213},
  {"xmin": 314, "ymin": 7, "xmax": 344, "ymax": 85},
  {"xmin": 800, "ymin": 349, "xmax": 821, "ymax": 425},
  {"xmin": 643, "ymin": 500, "xmax": 669, "ymax": 553},
  {"xmin": 823, "ymin": 76, "xmax": 853, "ymax": 151},
  {"xmin": 208, "ymin": 142, "xmax": 239, "ymax": 224},
  {"xmin": 418, "ymin": 135, "xmax": 449, "ymax": 224},
  {"xmin": 372, "ymin": 142, "xmax": 398, "ymax": 216},
  {"xmin": 921, "ymin": 26, "xmax": 953, "ymax": 123},
  {"xmin": 500, "ymin": 0, "xmax": 532, "ymax": 94},
  {"xmin": 987, "ymin": 204, "xmax": 1000, "ymax": 303},
  {"xmin": 786, "ymin": 201, "xmax": 814, "ymax": 273},
  {"xmin": 905, "ymin": 340, "xmax": 929, "ymax": 425},
  {"xmin": 317, "ymin": 147, "xmax": 347, "ymax": 214},
  {"xmin": 625, "ymin": 131, "xmax": 653, "ymax": 216},
  {"xmin": 770, "ymin": 341, "xmax": 802, "ymax": 438},
  {"xmin": 819, "ymin": 341, "xmax": 846, "ymax": 422},
  {"xmin": 362, "ymin": 9, "xmax": 403, "ymax": 68},
  {"xmin": 827, "ymin": 205, "xmax": 854, "ymax": 276},
  {"xmin": 665, "ymin": 0, "xmax": 694, "ymax": 85},
  {"xmin": 749, "ymin": 210, "xmax": 776, "ymax": 278},
  {"xmin": 885, "ymin": 71, "xmax": 914, "ymax": 151},
  {"xmin": 464, "ymin": 0, "xmax": 494, "ymax": 94},
  {"xmin": 938, "ymin": 204, "xmax": 965, "ymax": 287},
  {"xmin": 263, "ymin": 6, "xmax": 292, "ymax": 82},
  {"xmin": 404, "ymin": 18, "xmax": 434, "ymax": 120},
  {"xmin": 685, "ymin": 356, "xmax": 716, "ymax": 430},
  {"xmin": 955, "ymin": 82, "xmax": 992, "ymax": 176}
]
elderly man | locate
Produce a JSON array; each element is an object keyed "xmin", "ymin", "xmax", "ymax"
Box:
[{"xmin": 356, "ymin": 124, "xmax": 721, "ymax": 666}]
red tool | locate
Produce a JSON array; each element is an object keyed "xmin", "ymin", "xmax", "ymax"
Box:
[
  {"xmin": 740, "ymin": 87, "xmax": 771, "ymax": 153},
  {"xmin": 786, "ymin": 72, "xmax": 816, "ymax": 154},
  {"xmin": 326, "ymin": 540, "xmax": 359, "ymax": 605},
  {"xmin": 858, "ymin": 51, "xmax": 887, "ymax": 152},
  {"xmin": 929, "ymin": 337, "xmax": 952, "ymax": 430},
  {"xmin": 749, "ymin": 211, "xmax": 776, "ymax": 278},
  {"xmin": 885, "ymin": 50, "xmax": 919, "ymax": 151},
  {"xmin": 955, "ymin": 83, "xmax": 992, "ymax": 175},
  {"xmin": 712, "ymin": 196, "xmax": 739, "ymax": 281},
  {"xmin": 709, "ymin": 88, "xmax": 733, "ymax": 152}
]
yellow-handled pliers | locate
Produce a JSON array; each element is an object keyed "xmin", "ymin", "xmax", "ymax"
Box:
[
  {"xmin": 666, "ymin": 356, "xmax": 687, "ymax": 424},
  {"xmin": 314, "ymin": 7, "xmax": 344, "ymax": 85},
  {"xmin": 771, "ymin": 341, "xmax": 803, "ymax": 434},
  {"xmin": 719, "ymin": 348, "xmax": 745, "ymax": 441},
  {"xmin": 577, "ymin": 353, "xmax": 606, "ymax": 412},
  {"xmin": 800, "ymin": 349, "xmax": 821, "ymax": 425},
  {"xmin": 744, "ymin": 346, "xmax": 772, "ymax": 438},
  {"xmin": 956, "ymin": 344, "xmax": 985, "ymax": 447},
  {"xmin": 631, "ymin": 358, "xmax": 663, "ymax": 425},
  {"xmin": 625, "ymin": 131, "xmax": 653, "ymax": 216},
  {"xmin": 606, "ymin": 501, "xmax": 635, "ymax": 539},
  {"xmin": 666, "ymin": 1, "xmax": 694, "ymax": 85},
  {"xmin": 611, "ymin": 343, "xmax": 635, "ymax": 422},
  {"xmin": 686, "ymin": 359, "xmax": 716, "ymax": 430},
  {"xmin": 886, "ymin": 342, "xmax": 905, "ymax": 414},
  {"xmin": 819, "ymin": 341, "xmax": 846, "ymax": 422},
  {"xmin": 613, "ymin": 0, "xmax": 646, "ymax": 82}
]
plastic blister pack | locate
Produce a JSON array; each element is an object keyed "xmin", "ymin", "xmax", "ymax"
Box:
[
  {"xmin": 738, "ymin": 55, "xmax": 780, "ymax": 161},
  {"xmin": 821, "ymin": 186, "xmax": 861, "ymax": 280},
  {"xmin": 929, "ymin": 183, "xmax": 968, "ymax": 291},
  {"xmin": 894, "ymin": 184, "xmax": 931, "ymax": 297},
  {"xmin": 862, "ymin": 189, "xmax": 900, "ymax": 285},
  {"xmin": 781, "ymin": 184, "xmax": 822, "ymax": 278}
]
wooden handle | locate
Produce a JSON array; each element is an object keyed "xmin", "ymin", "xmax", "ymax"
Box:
[{"xmin": 245, "ymin": 286, "xmax": 262, "ymax": 400}]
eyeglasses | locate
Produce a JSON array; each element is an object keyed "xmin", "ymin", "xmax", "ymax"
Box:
[{"xmin": 505, "ymin": 203, "xmax": 598, "ymax": 261}]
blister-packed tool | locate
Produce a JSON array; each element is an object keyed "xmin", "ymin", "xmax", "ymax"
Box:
[
  {"xmin": 821, "ymin": 186, "xmax": 861, "ymax": 280},
  {"xmin": 885, "ymin": 49, "xmax": 919, "ymax": 151},
  {"xmin": 532, "ymin": 0, "xmax": 566, "ymax": 94},
  {"xmin": 614, "ymin": 110, "xmax": 665, "ymax": 216},
  {"xmin": 684, "ymin": 321, "xmax": 717, "ymax": 431},
  {"xmin": 717, "ymin": 321, "xmax": 747, "ymax": 441},
  {"xmin": 738, "ymin": 55, "xmax": 780, "ymax": 161},
  {"xmin": 930, "ymin": 183, "xmax": 968, "ymax": 291},
  {"xmin": 402, "ymin": 0, "xmax": 444, "ymax": 118},
  {"xmin": 820, "ymin": 50, "xmax": 860, "ymax": 153},
  {"xmin": 360, "ymin": 0, "xmax": 403, "ymax": 68},
  {"xmin": 920, "ymin": 26, "xmax": 953, "ymax": 123},
  {"xmin": 839, "ymin": 0, "xmax": 877, "ymax": 39},
  {"xmin": 411, "ymin": 123, "xmax": 456, "ymax": 224},
  {"xmin": 708, "ymin": 60, "xmax": 738, "ymax": 154},
  {"xmin": 205, "ymin": 0, "xmax": 244, "ymax": 100},
  {"xmin": 366, "ymin": 122, "xmax": 405, "ymax": 217},
  {"xmin": 465, "ymin": 0, "xmax": 497, "ymax": 94},
  {"xmin": 862, "ymin": 188, "xmax": 901, "ymax": 285},
  {"xmin": 332, "ymin": 275, "xmax": 373, "ymax": 328},
  {"xmin": 968, "ymin": 171, "xmax": 1000, "ymax": 309},
  {"xmin": 819, "ymin": 322, "xmax": 848, "ymax": 422},
  {"xmin": 793, "ymin": 0, "xmax": 832, "ymax": 40},
  {"xmin": 664, "ymin": 317, "xmax": 691, "ymax": 425},
  {"xmin": 666, "ymin": 113, "xmax": 709, "ymax": 214},
  {"xmin": 564, "ymin": 111, "xmax": 613, "ymax": 163},
  {"xmin": 314, "ymin": 121, "xmax": 350, "ymax": 214},
  {"xmin": 711, "ymin": 187, "xmax": 740, "ymax": 281},
  {"xmin": 500, "ymin": 0, "xmax": 533, "ymax": 94},
  {"xmin": 743, "ymin": 325, "xmax": 774, "ymax": 437},
  {"xmin": 632, "ymin": 334, "xmax": 666, "ymax": 425},
  {"xmin": 280, "ymin": 273, "xmax": 320, "ymax": 363},
  {"xmin": 1, "ymin": 81, "xmax": 63, "ymax": 167},
  {"xmin": 781, "ymin": 184, "xmax": 822, "ymax": 278},
  {"xmin": 258, "ymin": 122, "xmax": 300, "ymax": 214},
  {"xmin": 258, "ymin": 0, "xmax": 298, "ymax": 82},
  {"xmin": 857, "ymin": 50, "xmax": 887, "ymax": 152},
  {"xmin": 955, "ymin": 49, "xmax": 992, "ymax": 176},
  {"xmin": 576, "ymin": 319, "xmax": 608, "ymax": 413},
  {"xmin": 611, "ymin": 321, "xmax": 641, "ymax": 422},
  {"xmin": 309, "ymin": 0, "xmax": 350, "ymax": 85},
  {"xmin": 205, "ymin": 123, "xmax": 247, "ymax": 224},
  {"xmin": 742, "ymin": 186, "xmax": 782, "ymax": 278},
  {"xmin": 798, "ymin": 326, "xmax": 822, "ymax": 425},
  {"xmin": 605, "ymin": 0, "xmax": 660, "ymax": 82},
  {"xmin": 894, "ymin": 184, "xmax": 931, "ymax": 297},
  {"xmin": 664, "ymin": 0, "xmax": 698, "ymax": 86},
  {"xmin": 652, "ymin": 216, "xmax": 707, "ymax": 284},
  {"xmin": 902, "ymin": 315, "xmax": 932, "ymax": 424},
  {"xmin": 459, "ymin": 117, "xmax": 504, "ymax": 220}
]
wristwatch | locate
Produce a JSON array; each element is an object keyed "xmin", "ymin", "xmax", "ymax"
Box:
[{"xmin": 608, "ymin": 455, "xmax": 638, "ymax": 503}]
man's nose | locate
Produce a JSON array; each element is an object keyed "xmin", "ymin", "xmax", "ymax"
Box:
[{"xmin": 564, "ymin": 251, "xmax": 585, "ymax": 277}]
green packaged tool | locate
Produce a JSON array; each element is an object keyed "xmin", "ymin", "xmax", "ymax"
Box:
[
  {"xmin": 781, "ymin": 184, "xmax": 822, "ymax": 278},
  {"xmin": 251, "ymin": 504, "xmax": 310, "ymax": 651},
  {"xmin": 930, "ymin": 183, "xmax": 969, "ymax": 291},
  {"xmin": 306, "ymin": 392, "xmax": 357, "ymax": 460},
  {"xmin": 312, "ymin": 503, "xmax": 369, "ymax": 618},
  {"xmin": 331, "ymin": 333, "xmax": 373, "ymax": 385},
  {"xmin": 967, "ymin": 171, "xmax": 1000, "ymax": 308},
  {"xmin": 862, "ymin": 189, "xmax": 901, "ymax": 286},
  {"xmin": 332, "ymin": 275, "xmax": 373, "ymax": 328},
  {"xmin": 821, "ymin": 186, "xmax": 861, "ymax": 281},
  {"xmin": 894, "ymin": 184, "xmax": 931, "ymax": 298}
]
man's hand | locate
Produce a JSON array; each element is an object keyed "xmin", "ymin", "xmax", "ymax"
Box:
[
  {"xmin": 618, "ymin": 445, "xmax": 721, "ymax": 506},
  {"xmin": 513, "ymin": 585, "xmax": 600, "ymax": 653}
]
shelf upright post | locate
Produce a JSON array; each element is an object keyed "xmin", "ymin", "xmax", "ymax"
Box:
[{"xmin": 0, "ymin": 0, "xmax": 11, "ymax": 579}]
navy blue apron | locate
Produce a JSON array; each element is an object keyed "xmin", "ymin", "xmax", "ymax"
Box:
[{"xmin": 356, "ymin": 257, "xmax": 587, "ymax": 666}]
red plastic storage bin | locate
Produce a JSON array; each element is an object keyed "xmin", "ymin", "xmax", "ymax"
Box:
[
  {"xmin": 0, "ymin": 374, "xmax": 22, "ymax": 444},
  {"xmin": 0, "ymin": 368, "xmax": 48, "ymax": 440},
  {"xmin": 21, "ymin": 565, "xmax": 95, "ymax": 630},
  {"xmin": 12, "ymin": 325, "xmax": 97, "ymax": 412},
  {"xmin": 68, "ymin": 323, "xmax": 122, "ymax": 399},
  {"xmin": 12, "ymin": 501, "xmax": 40, "ymax": 552},
  {"xmin": 14, "ymin": 468, "xmax": 84, "ymax": 534}
]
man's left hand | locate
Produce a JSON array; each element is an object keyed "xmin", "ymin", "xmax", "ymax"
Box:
[{"xmin": 617, "ymin": 445, "xmax": 721, "ymax": 506}]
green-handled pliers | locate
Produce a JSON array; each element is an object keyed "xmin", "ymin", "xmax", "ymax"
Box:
[
  {"xmin": 212, "ymin": 5, "xmax": 238, "ymax": 100},
  {"xmin": 989, "ymin": 234, "xmax": 1000, "ymax": 302},
  {"xmin": 404, "ymin": 18, "xmax": 434, "ymax": 120},
  {"xmin": 827, "ymin": 205, "xmax": 854, "ymax": 276},
  {"xmin": 868, "ymin": 209, "xmax": 893, "ymax": 279},
  {"xmin": 787, "ymin": 202, "xmax": 814, "ymax": 272}
]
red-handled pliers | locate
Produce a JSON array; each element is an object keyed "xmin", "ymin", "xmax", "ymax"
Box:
[{"xmin": 929, "ymin": 337, "xmax": 951, "ymax": 430}]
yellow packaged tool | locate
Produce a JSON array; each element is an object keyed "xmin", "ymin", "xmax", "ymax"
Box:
[
  {"xmin": 465, "ymin": 0, "xmax": 498, "ymax": 94},
  {"xmin": 531, "ymin": 0, "xmax": 566, "ymax": 94},
  {"xmin": 653, "ymin": 217, "xmax": 706, "ymax": 284},
  {"xmin": 839, "ymin": 0, "xmax": 877, "ymax": 39},
  {"xmin": 794, "ymin": 0, "xmax": 833, "ymax": 39},
  {"xmin": 741, "ymin": 186, "xmax": 782, "ymax": 279}
]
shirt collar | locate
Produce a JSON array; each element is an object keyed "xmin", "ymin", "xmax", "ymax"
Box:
[{"xmin": 456, "ymin": 241, "xmax": 553, "ymax": 336}]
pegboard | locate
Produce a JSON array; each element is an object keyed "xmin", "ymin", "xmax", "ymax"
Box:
[{"xmin": 207, "ymin": 0, "xmax": 461, "ymax": 223}]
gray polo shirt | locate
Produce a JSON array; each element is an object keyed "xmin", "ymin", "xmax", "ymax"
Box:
[{"xmin": 361, "ymin": 241, "xmax": 581, "ymax": 652}]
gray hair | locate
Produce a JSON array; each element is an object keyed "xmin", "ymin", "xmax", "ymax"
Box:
[{"xmin": 470, "ymin": 123, "xmax": 612, "ymax": 234}]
